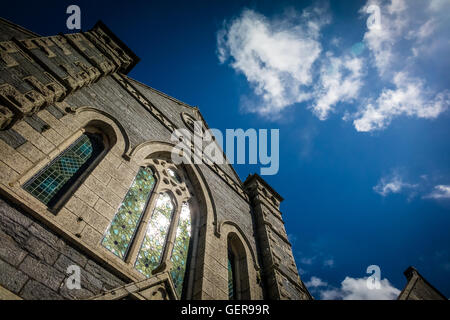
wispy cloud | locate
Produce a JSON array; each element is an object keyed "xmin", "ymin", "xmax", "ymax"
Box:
[
  {"xmin": 424, "ymin": 185, "xmax": 450, "ymax": 200},
  {"xmin": 373, "ymin": 171, "xmax": 417, "ymax": 197},
  {"xmin": 323, "ymin": 259, "xmax": 335, "ymax": 268},
  {"xmin": 300, "ymin": 256, "xmax": 315, "ymax": 265},
  {"xmin": 305, "ymin": 276, "xmax": 328, "ymax": 288},
  {"xmin": 373, "ymin": 170, "xmax": 450, "ymax": 201}
]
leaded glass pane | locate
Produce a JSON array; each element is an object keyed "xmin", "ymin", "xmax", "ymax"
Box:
[
  {"xmin": 228, "ymin": 252, "xmax": 235, "ymax": 300},
  {"xmin": 102, "ymin": 167, "xmax": 155, "ymax": 259},
  {"xmin": 23, "ymin": 134, "xmax": 94, "ymax": 205},
  {"xmin": 169, "ymin": 202, "xmax": 191, "ymax": 297},
  {"xmin": 135, "ymin": 192, "xmax": 174, "ymax": 277}
]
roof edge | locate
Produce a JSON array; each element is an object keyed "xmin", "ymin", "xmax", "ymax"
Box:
[{"xmin": 0, "ymin": 16, "xmax": 42, "ymax": 39}]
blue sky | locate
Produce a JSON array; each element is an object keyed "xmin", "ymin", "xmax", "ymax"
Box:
[{"xmin": 3, "ymin": 0, "xmax": 449, "ymax": 299}]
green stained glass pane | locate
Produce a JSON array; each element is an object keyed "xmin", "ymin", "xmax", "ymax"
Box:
[
  {"xmin": 169, "ymin": 202, "xmax": 191, "ymax": 298},
  {"xmin": 228, "ymin": 252, "xmax": 235, "ymax": 300},
  {"xmin": 102, "ymin": 167, "xmax": 155, "ymax": 259},
  {"xmin": 135, "ymin": 192, "xmax": 174, "ymax": 277},
  {"xmin": 23, "ymin": 134, "xmax": 94, "ymax": 205}
]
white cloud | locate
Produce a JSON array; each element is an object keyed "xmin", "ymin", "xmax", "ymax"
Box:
[
  {"xmin": 354, "ymin": 72, "xmax": 449, "ymax": 132},
  {"xmin": 373, "ymin": 171, "xmax": 417, "ymax": 197},
  {"xmin": 361, "ymin": 0, "xmax": 409, "ymax": 76},
  {"xmin": 312, "ymin": 54, "xmax": 364, "ymax": 120},
  {"xmin": 305, "ymin": 276, "xmax": 328, "ymax": 288},
  {"xmin": 217, "ymin": 6, "xmax": 330, "ymax": 116},
  {"xmin": 353, "ymin": 0, "xmax": 450, "ymax": 132},
  {"xmin": 424, "ymin": 185, "xmax": 450, "ymax": 199},
  {"xmin": 217, "ymin": 1, "xmax": 449, "ymax": 131},
  {"xmin": 320, "ymin": 276, "xmax": 400, "ymax": 300},
  {"xmin": 428, "ymin": 0, "xmax": 450, "ymax": 12}
]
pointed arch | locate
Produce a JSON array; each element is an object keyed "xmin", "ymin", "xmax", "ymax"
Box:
[
  {"xmin": 227, "ymin": 232, "xmax": 251, "ymax": 300},
  {"xmin": 218, "ymin": 220, "xmax": 260, "ymax": 271}
]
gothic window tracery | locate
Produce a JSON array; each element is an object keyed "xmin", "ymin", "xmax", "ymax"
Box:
[{"xmin": 102, "ymin": 158, "xmax": 195, "ymax": 299}]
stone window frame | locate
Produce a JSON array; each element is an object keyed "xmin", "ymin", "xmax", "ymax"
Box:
[
  {"xmin": 227, "ymin": 232, "xmax": 251, "ymax": 300},
  {"xmin": 101, "ymin": 156, "xmax": 199, "ymax": 299},
  {"xmin": 19, "ymin": 121, "xmax": 114, "ymax": 214}
]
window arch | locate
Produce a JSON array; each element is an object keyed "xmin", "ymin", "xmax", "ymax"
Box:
[
  {"xmin": 101, "ymin": 158, "xmax": 196, "ymax": 299},
  {"xmin": 227, "ymin": 233, "xmax": 251, "ymax": 300},
  {"xmin": 23, "ymin": 129, "xmax": 108, "ymax": 211}
]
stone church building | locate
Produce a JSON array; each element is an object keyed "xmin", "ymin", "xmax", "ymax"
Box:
[{"xmin": 0, "ymin": 18, "xmax": 446, "ymax": 300}]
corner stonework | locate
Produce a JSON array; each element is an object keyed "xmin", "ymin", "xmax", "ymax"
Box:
[{"xmin": 244, "ymin": 174, "xmax": 312, "ymax": 300}]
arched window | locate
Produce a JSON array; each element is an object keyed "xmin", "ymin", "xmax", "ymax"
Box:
[
  {"xmin": 227, "ymin": 233, "xmax": 251, "ymax": 300},
  {"xmin": 102, "ymin": 159, "xmax": 196, "ymax": 299},
  {"xmin": 101, "ymin": 167, "xmax": 156, "ymax": 259},
  {"xmin": 23, "ymin": 131, "xmax": 106, "ymax": 211}
]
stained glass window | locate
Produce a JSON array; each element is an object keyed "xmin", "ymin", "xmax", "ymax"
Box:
[
  {"xmin": 23, "ymin": 133, "xmax": 103, "ymax": 207},
  {"xmin": 228, "ymin": 250, "xmax": 236, "ymax": 300},
  {"xmin": 169, "ymin": 202, "xmax": 191, "ymax": 297},
  {"xmin": 102, "ymin": 167, "xmax": 155, "ymax": 259},
  {"xmin": 135, "ymin": 192, "xmax": 174, "ymax": 277}
]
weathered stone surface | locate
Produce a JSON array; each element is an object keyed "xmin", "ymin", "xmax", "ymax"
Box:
[
  {"xmin": 0, "ymin": 230, "xmax": 28, "ymax": 266},
  {"xmin": 0, "ymin": 198, "xmax": 33, "ymax": 228},
  {"xmin": 0, "ymin": 209, "xmax": 30, "ymax": 246},
  {"xmin": 28, "ymin": 222, "xmax": 66, "ymax": 252},
  {"xmin": 84, "ymin": 259, "xmax": 124, "ymax": 290},
  {"xmin": 24, "ymin": 236, "xmax": 59, "ymax": 265},
  {"xmin": 59, "ymin": 281, "xmax": 94, "ymax": 300},
  {"xmin": 0, "ymin": 259, "xmax": 29, "ymax": 293},
  {"xmin": 398, "ymin": 267, "xmax": 447, "ymax": 300},
  {"xmin": 54, "ymin": 254, "xmax": 103, "ymax": 294},
  {"xmin": 20, "ymin": 280, "xmax": 63, "ymax": 300},
  {"xmin": 61, "ymin": 243, "xmax": 88, "ymax": 268},
  {"xmin": 19, "ymin": 255, "xmax": 65, "ymax": 291}
]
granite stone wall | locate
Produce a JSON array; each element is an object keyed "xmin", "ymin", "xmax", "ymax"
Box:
[{"xmin": 0, "ymin": 197, "xmax": 125, "ymax": 299}]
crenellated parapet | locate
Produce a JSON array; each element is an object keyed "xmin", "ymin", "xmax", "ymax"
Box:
[
  {"xmin": 0, "ymin": 21, "xmax": 139, "ymax": 130},
  {"xmin": 244, "ymin": 174, "xmax": 312, "ymax": 300}
]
